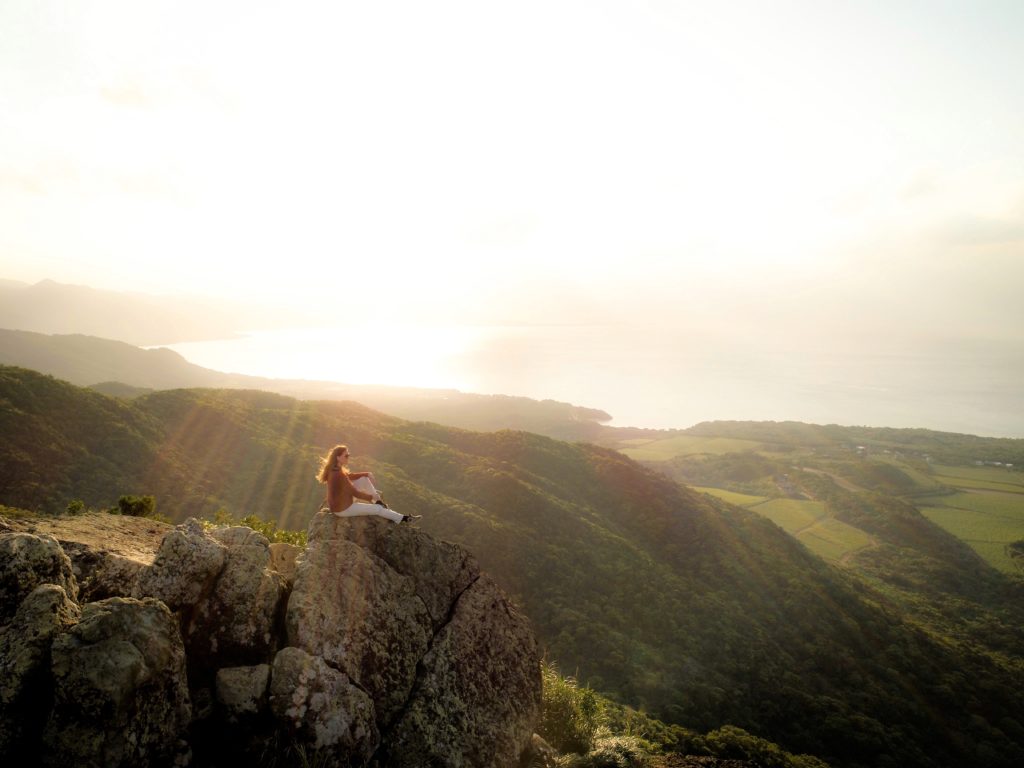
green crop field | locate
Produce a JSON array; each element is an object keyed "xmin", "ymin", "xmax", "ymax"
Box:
[
  {"xmin": 743, "ymin": 498, "xmax": 870, "ymax": 563},
  {"xmin": 919, "ymin": 490, "xmax": 1024, "ymax": 573},
  {"xmin": 695, "ymin": 487, "xmax": 768, "ymax": 507},
  {"xmin": 930, "ymin": 464, "xmax": 1024, "ymax": 494},
  {"xmin": 797, "ymin": 518, "xmax": 875, "ymax": 562},
  {"xmin": 696, "ymin": 489, "xmax": 871, "ymax": 563},
  {"xmin": 619, "ymin": 434, "xmax": 768, "ymax": 461},
  {"xmin": 752, "ymin": 498, "xmax": 827, "ymax": 532}
]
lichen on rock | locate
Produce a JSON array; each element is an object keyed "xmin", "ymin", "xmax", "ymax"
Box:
[
  {"xmin": 0, "ymin": 510, "xmax": 542, "ymax": 767},
  {"xmin": 132, "ymin": 518, "xmax": 226, "ymax": 610},
  {"xmin": 270, "ymin": 646, "xmax": 380, "ymax": 765},
  {"xmin": 42, "ymin": 597, "xmax": 191, "ymax": 768},
  {"xmin": 0, "ymin": 532, "xmax": 78, "ymax": 624}
]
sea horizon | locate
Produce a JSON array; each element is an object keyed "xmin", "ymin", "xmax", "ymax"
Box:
[{"xmin": 163, "ymin": 325, "xmax": 1024, "ymax": 440}]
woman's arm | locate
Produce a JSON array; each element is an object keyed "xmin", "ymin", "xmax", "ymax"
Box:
[{"xmin": 348, "ymin": 471, "xmax": 370, "ymax": 480}]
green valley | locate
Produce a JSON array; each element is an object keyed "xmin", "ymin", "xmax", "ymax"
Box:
[{"xmin": 3, "ymin": 367, "xmax": 1024, "ymax": 767}]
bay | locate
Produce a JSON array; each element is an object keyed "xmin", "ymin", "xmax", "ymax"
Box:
[{"xmin": 165, "ymin": 325, "xmax": 1024, "ymax": 438}]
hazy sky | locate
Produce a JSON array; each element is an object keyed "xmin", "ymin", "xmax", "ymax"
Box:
[{"xmin": 2, "ymin": 0, "xmax": 1023, "ymax": 342}]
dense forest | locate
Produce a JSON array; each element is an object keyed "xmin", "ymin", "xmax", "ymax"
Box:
[{"xmin": 2, "ymin": 365, "xmax": 1024, "ymax": 767}]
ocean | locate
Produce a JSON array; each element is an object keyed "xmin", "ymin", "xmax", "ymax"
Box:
[{"xmin": 165, "ymin": 325, "xmax": 1024, "ymax": 438}]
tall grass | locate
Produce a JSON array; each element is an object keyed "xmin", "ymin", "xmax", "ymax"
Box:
[{"xmin": 540, "ymin": 662, "xmax": 603, "ymax": 755}]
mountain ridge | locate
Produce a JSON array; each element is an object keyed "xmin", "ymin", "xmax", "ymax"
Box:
[
  {"xmin": 0, "ymin": 328, "xmax": 613, "ymax": 439},
  {"xmin": 2, "ymin": 365, "xmax": 1023, "ymax": 767}
]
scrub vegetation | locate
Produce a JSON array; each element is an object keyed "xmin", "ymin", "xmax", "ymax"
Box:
[{"xmin": 3, "ymin": 366, "xmax": 1024, "ymax": 767}]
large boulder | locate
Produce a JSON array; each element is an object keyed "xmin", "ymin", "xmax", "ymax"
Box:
[
  {"xmin": 292, "ymin": 515, "xmax": 541, "ymax": 766},
  {"xmin": 268, "ymin": 541, "xmax": 301, "ymax": 582},
  {"xmin": 0, "ymin": 511, "xmax": 542, "ymax": 767},
  {"xmin": 382, "ymin": 574, "xmax": 542, "ymax": 768},
  {"xmin": 0, "ymin": 532, "xmax": 78, "ymax": 624},
  {"xmin": 270, "ymin": 646, "xmax": 379, "ymax": 766},
  {"xmin": 309, "ymin": 511, "xmax": 480, "ymax": 630},
  {"xmin": 0, "ymin": 583, "xmax": 80, "ymax": 760},
  {"xmin": 215, "ymin": 664, "xmax": 271, "ymax": 722},
  {"xmin": 42, "ymin": 597, "xmax": 192, "ymax": 768},
  {"xmin": 61, "ymin": 541, "xmax": 145, "ymax": 602},
  {"xmin": 186, "ymin": 526, "xmax": 286, "ymax": 668},
  {"xmin": 133, "ymin": 518, "xmax": 226, "ymax": 610},
  {"xmin": 287, "ymin": 528, "xmax": 432, "ymax": 726}
]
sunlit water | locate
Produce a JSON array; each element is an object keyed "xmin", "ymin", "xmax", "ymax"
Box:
[{"xmin": 165, "ymin": 326, "xmax": 1024, "ymax": 438}]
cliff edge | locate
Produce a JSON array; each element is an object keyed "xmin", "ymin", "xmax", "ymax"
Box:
[{"xmin": 0, "ymin": 511, "xmax": 541, "ymax": 767}]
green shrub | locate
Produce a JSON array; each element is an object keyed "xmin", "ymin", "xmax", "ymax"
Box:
[
  {"xmin": 117, "ymin": 494, "xmax": 156, "ymax": 517},
  {"xmin": 65, "ymin": 499, "xmax": 86, "ymax": 515},
  {"xmin": 703, "ymin": 725, "xmax": 830, "ymax": 768},
  {"xmin": 556, "ymin": 734, "xmax": 650, "ymax": 767},
  {"xmin": 238, "ymin": 514, "xmax": 307, "ymax": 547},
  {"xmin": 202, "ymin": 509, "xmax": 307, "ymax": 547},
  {"xmin": 540, "ymin": 662, "xmax": 603, "ymax": 755}
]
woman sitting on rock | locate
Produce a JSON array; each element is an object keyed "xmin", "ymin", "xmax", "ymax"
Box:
[{"xmin": 317, "ymin": 444, "xmax": 420, "ymax": 524}]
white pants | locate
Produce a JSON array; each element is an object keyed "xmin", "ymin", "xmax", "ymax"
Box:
[{"xmin": 332, "ymin": 476, "xmax": 403, "ymax": 523}]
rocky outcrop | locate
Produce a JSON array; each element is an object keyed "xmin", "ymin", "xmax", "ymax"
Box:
[
  {"xmin": 382, "ymin": 574, "xmax": 542, "ymax": 768},
  {"xmin": 0, "ymin": 583, "xmax": 80, "ymax": 758},
  {"xmin": 215, "ymin": 663, "xmax": 270, "ymax": 722},
  {"xmin": 133, "ymin": 518, "xmax": 226, "ymax": 610},
  {"xmin": 0, "ymin": 513, "xmax": 541, "ymax": 767},
  {"xmin": 43, "ymin": 597, "xmax": 192, "ymax": 768},
  {"xmin": 270, "ymin": 646, "xmax": 380, "ymax": 765},
  {"xmin": 287, "ymin": 534, "xmax": 433, "ymax": 726},
  {"xmin": 0, "ymin": 533, "xmax": 77, "ymax": 623},
  {"xmin": 187, "ymin": 526, "xmax": 286, "ymax": 668}
]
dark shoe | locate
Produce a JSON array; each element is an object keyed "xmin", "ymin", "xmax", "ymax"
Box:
[
  {"xmin": 401, "ymin": 514, "xmax": 422, "ymax": 524},
  {"xmin": 375, "ymin": 499, "xmax": 390, "ymax": 509}
]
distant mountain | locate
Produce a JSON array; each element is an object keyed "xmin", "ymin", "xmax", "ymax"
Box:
[
  {"xmin": 2, "ymin": 365, "xmax": 1023, "ymax": 768},
  {"xmin": 0, "ymin": 329, "xmax": 612, "ymax": 439},
  {"xmin": 0, "ymin": 278, "xmax": 311, "ymax": 345}
]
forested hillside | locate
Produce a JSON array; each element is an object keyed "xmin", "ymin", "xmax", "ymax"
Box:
[
  {"xmin": 0, "ymin": 330, "xmax": 611, "ymax": 440},
  {"xmin": 3, "ymin": 366, "xmax": 1024, "ymax": 767}
]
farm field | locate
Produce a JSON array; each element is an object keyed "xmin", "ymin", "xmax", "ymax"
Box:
[
  {"xmin": 619, "ymin": 434, "xmax": 770, "ymax": 461},
  {"xmin": 744, "ymin": 498, "xmax": 872, "ymax": 562},
  {"xmin": 635, "ymin": 425, "xmax": 1024, "ymax": 573},
  {"xmin": 700, "ymin": 493, "xmax": 872, "ymax": 564},
  {"xmin": 919, "ymin": 490, "xmax": 1024, "ymax": 574},
  {"xmin": 930, "ymin": 464, "xmax": 1024, "ymax": 494},
  {"xmin": 694, "ymin": 487, "xmax": 768, "ymax": 507},
  {"xmin": 797, "ymin": 518, "xmax": 875, "ymax": 563},
  {"xmin": 752, "ymin": 498, "xmax": 827, "ymax": 532}
]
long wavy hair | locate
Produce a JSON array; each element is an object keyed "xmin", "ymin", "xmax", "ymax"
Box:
[{"xmin": 317, "ymin": 444, "xmax": 349, "ymax": 484}]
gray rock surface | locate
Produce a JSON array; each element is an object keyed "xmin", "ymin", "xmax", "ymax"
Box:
[
  {"xmin": 43, "ymin": 597, "xmax": 191, "ymax": 768},
  {"xmin": 287, "ymin": 532, "xmax": 432, "ymax": 726},
  {"xmin": 309, "ymin": 511, "xmax": 480, "ymax": 630},
  {"xmin": 0, "ymin": 532, "xmax": 78, "ymax": 624},
  {"xmin": 383, "ymin": 574, "xmax": 542, "ymax": 768},
  {"xmin": 133, "ymin": 518, "xmax": 226, "ymax": 610},
  {"xmin": 270, "ymin": 646, "xmax": 380, "ymax": 766},
  {"xmin": 215, "ymin": 663, "xmax": 270, "ymax": 721},
  {"xmin": 268, "ymin": 541, "xmax": 301, "ymax": 581},
  {"xmin": 0, "ymin": 583, "xmax": 80, "ymax": 759},
  {"xmin": 0, "ymin": 512, "xmax": 541, "ymax": 767},
  {"xmin": 187, "ymin": 526, "xmax": 286, "ymax": 667},
  {"xmin": 65, "ymin": 544, "xmax": 145, "ymax": 602}
]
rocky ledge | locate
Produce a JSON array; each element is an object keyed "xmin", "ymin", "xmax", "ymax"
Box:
[{"xmin": 0, "ymin": 512, "xmax": 541, "ymax": 767}]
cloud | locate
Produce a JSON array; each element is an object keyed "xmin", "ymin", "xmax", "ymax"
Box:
[
  {"xmin": 100, "ymin": 81, "xmax": 152, "ymax": 109},
  {"xmin": 940, "ymin": 215, "xmax": 1024, "ymax": 247},
  {"xmin": 463, "ymin": 214, "xmax": 540, "ymax": 247},
  {"xmin": 901, "ymin": 171, "xmax": 938, "ymax": 200},
  {"xmin": 0, "ymin": 157, "xmax": 79, "ymax": 195}
]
